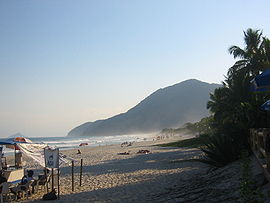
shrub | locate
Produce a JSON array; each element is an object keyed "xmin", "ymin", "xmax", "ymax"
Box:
[{"xmin": 199, "ymin": 132, "xmax": 249, "ymax": 168}]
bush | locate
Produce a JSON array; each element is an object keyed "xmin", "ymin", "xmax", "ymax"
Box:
[{"xmin": 199, "ymin": 132, "xmax": 249, "ymax": 168}]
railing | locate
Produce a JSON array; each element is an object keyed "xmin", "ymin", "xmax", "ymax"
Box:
[{"xmin": 250, "ymin": 128, "xmax": 270, "ymax": 181}]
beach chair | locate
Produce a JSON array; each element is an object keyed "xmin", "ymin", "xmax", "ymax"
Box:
[
  {"xmin": 22, "ymin": 179, "xmax": 35, "ymax": 199},
  {"xmin": 0, "ymin": 182, "xmax": 12, "ymax": 203},
  {"xmin": 36, "ymin": 174, "xmax": 51, "ymax": 193},
  {"xmin": 11, "ymin": 179, "xmax": 35, "ymax": 200}
]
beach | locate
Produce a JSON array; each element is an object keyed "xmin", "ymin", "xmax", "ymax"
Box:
[{"xmin": 14, "ymin": 135, "xmax": 242, "ymax": 203}]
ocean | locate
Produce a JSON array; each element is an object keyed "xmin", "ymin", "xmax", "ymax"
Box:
[{"xmin": 0, "ymin": 134, "xmax": 154, "ymax": 155}]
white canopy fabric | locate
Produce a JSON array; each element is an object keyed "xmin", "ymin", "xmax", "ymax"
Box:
[{"xmin": 17, "ymin": 143, "xmax": 74, "ymax": 168}]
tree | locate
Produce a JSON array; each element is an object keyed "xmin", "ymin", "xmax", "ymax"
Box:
[
  {"xmin": 228, "ymin": 28, "xmax": 266, "ymax": 78},
  {"xmin": 201, "ymin": 28, "xmax": 270, "ymax": 167},
  {"xmin": 208, "ymin": 28, "xmax": 270, "ymax": 131}
]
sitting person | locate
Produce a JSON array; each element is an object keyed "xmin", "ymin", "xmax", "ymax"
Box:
[
  {"xmin": 0, "ymin": 171, "xmax": 7, "ymax": 184},
  {"xmin": 21, "ymin": 170, "xmax": 34, "ymax": 185},
  {"xmin": 1, "ymin": 156, "xmax": 7, "ymax": 170},
  {"xmin": 11, "ymin": 170, "xmax": 34, "ymax": 198},
  {"xmin": 0, "ymin": 171, "xmax": 7, "ymax": 193}
]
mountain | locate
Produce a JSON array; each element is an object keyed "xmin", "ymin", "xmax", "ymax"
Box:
[
  {"xmin": 67, "ymin": 79, "xmax": 221, "ymax": 137},
  {"xmin": 8, "ymin": 132, "xmax": 26, "ymax": 138}
]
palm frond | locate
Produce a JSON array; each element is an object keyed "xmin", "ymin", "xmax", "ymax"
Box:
[
  {"xmin": 228, "ymin": 46, "xmax": 246, "ymax": 59},
  {"xmin": 244, "ymin": 28, "xmax": 262, "ymax": 51}
]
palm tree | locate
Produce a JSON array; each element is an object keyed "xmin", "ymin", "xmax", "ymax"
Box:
[
  {"xmin": 262, "ymin": 37, "xmax": 270, "ymax": 69},
  {"xmin": 228, "ymin": 28, "xmax": 266, "ymax": 78},
  {"xmin": 201, "ymin": 29, "xmax": 270, "ymax": 167}
]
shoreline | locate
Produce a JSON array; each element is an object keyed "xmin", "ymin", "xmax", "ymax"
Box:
[
  {"xmin": 14, "ymin": 134, "xmax": 209, "ymax": 202},
  {"xmin": 5, "ymin": 133, "xmax": 250, "ymax": 202}
]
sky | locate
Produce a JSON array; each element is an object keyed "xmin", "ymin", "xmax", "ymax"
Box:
[{"xmin": 0, "ymin": 0, "xmax": 270, "ymax": 137}]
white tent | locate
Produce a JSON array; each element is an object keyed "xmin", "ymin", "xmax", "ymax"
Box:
[
  {"xmin": 0, "ymin": 137, "xmax": 75, "ymax": 168},
  {"xmin": 17, "ymin": 143, "xmax": 74, "ymax": 167}
]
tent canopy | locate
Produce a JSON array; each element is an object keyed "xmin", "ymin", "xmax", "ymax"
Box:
[
  {"xmin": 0, "ymin": 138, "xmax": 74, "ymax": 167},
  {"xmin": 261, "ymin": 100, "xmax": 270, "ymax": 111},
  {"xmin": 251, "ymin": 69, "xmax": 270, "ymax": 92}
]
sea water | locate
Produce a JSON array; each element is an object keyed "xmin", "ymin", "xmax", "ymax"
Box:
[
  {"xmin": 30, "ymin": 134, "xmax": 152, "ymax": 149},
  {"xmin": 0, "ymin": 134, "xmax": 154, "ymax": 155}
]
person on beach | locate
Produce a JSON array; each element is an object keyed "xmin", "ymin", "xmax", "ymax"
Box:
[
  {"xmin": 21, "ymin": 170, "xmax": 34, "ymax": 185},
  {"xmin": 77, "ymin": 149, "xmax": 81, "ymax": 154},
  {"xmin": 0, "ymin": 171, "xmax": 7, "ymax": 193},
  {"xmin": 0, "ymin": 171, "xmax": 7, "ymax": 184},
  {"xmin": 11, "ymin": 170, "xmax": 34, "ymax": 199}
]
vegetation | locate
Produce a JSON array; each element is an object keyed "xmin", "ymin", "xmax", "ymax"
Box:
[
  {"xmin": 185, "ymin": 116, "xmax": 214, "ymax": 135},
  {"xmin": 160, "ymin": 29, "xmax": 270, "ymax": 168},
  {"xmin": 200, "ymin": 133, "xmax": 244, "ymax": 167},
  {"xmin": 239, "ymin": 151, "xmax": 264, "ymax": 203},
  {"xmin": 201, "ymin": 28, "xmax": 270, "ymax": 167},
  {"xmin": 158, "ymin": 134, "xmax": 208, "ymax": 148},
  {"xmin": 161, "ymin": 127, "xmax": 188, "ymax": 136},
  {"xmin": 161, "ymin": 116, "xmax": 214, "ymax": 136}
]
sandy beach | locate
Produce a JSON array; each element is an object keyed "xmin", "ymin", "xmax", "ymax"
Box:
[{"xmin": 10, "ymin": 135, "xmax": 243, "ymax": 203}]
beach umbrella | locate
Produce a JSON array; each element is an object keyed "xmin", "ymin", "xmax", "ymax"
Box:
[
  {"xmin": 12, "ymin": 137, "xmax": 32, "ymax": 149},
  {"xmin": 13, "ymin": 137, "xmax": 32, "ymax": 143},
  {"xmin": 261, "ymin": 100, "xmax": 270, "ymax": 111},
  {"xmin": 0, "ymin": 137, "xmax": 32, "ymax": 150},
  {"xmin": 251, "ymin": 69, "xmax": 270, "ymax": 91}
]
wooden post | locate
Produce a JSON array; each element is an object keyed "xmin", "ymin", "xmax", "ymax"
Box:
[
  {"xmin": 51, "ymin": 168, "xmax": 54, "ymax": 192},
  {"xmin": 57, "ymin": 168, "xmax": 60, "ymax": 199},
  {"xmin": 45, "ymin": 167, "xmax": 49, "ymax": 192},
  {"xmin": 80, "ymin": 159, "xmax": 83, "ymax": 187},
  {"xmin": 14, "ymin": 148, "xmax": 16, "ymax": 168},
  {"xmin": 44, "ymin": 148, "xmax": 49, "ymax": 192},
  {"xmin": 72, "ymin": 160, "xmax": 74, "ymax": 192}
]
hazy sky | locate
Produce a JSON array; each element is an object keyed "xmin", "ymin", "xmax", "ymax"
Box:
[{"xmin": 0, "ymin": 0, "xmax": 270, "ymax": 137}]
